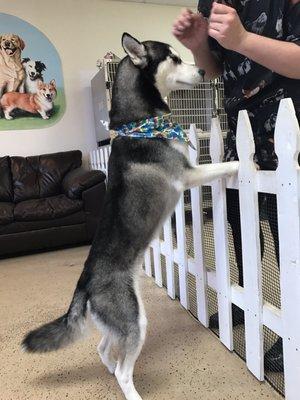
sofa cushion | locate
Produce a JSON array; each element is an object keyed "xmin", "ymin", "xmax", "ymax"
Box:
[
  {"xmin": 0, "ymin": 157, "xmax": 13, "ymax": 202},
  {"xmin": 11, "ymin": 150, "xmax": 82, "ymax": 203},
  {"xmin": 0, "ymin": 211, "xmax": 86, "ymax": 235},
  {"xmin": 14, "ymin": 195, "xmax": 83, "ymax": 222},
  {"xmin": 0, "ymin": 202, "xmax": 14, "ymax": 225}
]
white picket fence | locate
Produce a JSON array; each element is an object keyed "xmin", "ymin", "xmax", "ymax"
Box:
[{"xmin": 90, "ymin": 98, "xmax": 300, "ymax": 399}]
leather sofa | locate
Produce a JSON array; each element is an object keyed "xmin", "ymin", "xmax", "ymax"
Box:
[{"xmin": 0, "ymin": 150, "xmax": 106, "ymax": 257}]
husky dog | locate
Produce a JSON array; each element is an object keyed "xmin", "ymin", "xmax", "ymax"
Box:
[
  {"xmin": 22, "ymin": 58, "xmax": 46, "ymax": 93},
  {"xmin": 22, "ymin": 33, "xmax": 238, "ymax": 400},
  {"xmin": 0, "ymin": 79, "xmax": 56, "ymax": 119}
]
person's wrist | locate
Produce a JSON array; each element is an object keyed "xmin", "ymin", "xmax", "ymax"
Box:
[
  {"xmin": 190, "ymin": 37, "xmax": 209, "ymax": 55},
  {"xmin": 235, "ymin": 30, "xmax": 252, "ymax": 54}
]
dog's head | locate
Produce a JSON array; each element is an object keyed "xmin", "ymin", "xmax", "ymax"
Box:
[
  {"xmin": 0, "ymin": 34, "xmax": 25, "ymax": 56},
  {"xmin": 22, "ymin": 58, "xmax": 46, "ymax": 80},
  {"xmin": 37, "ymin": 79, "xmax": 57, "ymax": 102},
  {"xmin": 122, "ymin": 33, "xmax": 205, "ymax": 98}
]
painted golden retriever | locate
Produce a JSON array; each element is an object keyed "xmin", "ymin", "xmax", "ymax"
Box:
[{"xmin": 0, "ymin": 34, "xmax": 25, "ymax": 97}]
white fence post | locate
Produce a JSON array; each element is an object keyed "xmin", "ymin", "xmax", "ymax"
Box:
[
  {"xmin": 275, "ymin": 98, "xmax": 300, "ymax": 400},
  {"xmin": 189, "ymin": 124, "xmax": 209, "ymax": 326},
  {"xmin": 163, "ymin": 217, "xmax": 176, "ymax": 299},
  {"xmin": 210, "ymin": 116, "xmax": 233, "ymax": 350},
  {"xmin": 153, "ymin": 237, "xmax": 163, "ymax": 287},
  {"xmin": 236, "ymin": 110, "xmax": 264, "ymax": 380},
  {"xmin": 144, "ymin": 248, "xmax": 152, "ymax": 278},
  {"xmin": 175, "ymin": 194, "xmax": 189, "ymax": 309}
]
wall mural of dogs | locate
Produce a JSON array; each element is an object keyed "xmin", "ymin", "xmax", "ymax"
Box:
[
  {"xmin": 0, "ymin": 13, "xmax": 65, "ymax": 129},
  {"xmin": 0, "ymin": 34, "xmax": 56, "ymax": 121}
]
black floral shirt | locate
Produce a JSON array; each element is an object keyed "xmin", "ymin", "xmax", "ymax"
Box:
[{"xmin": 198, "ymin": 0, "xmax": 300, "ymax": 169}]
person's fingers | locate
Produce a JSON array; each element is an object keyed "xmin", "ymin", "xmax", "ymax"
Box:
[
  {"xmin": 208, "ymin": 27, "xmax": 221, "ymax": 40},
  {"xmin": 209, "ymin": 13, "xmax": 225, "ymax": 23},
  {"xmin": 172, "ymin": 29, "xmax": 184, "ymax": 38},
  {"xmin": 209, "ymin": 22, "xmax": 222, "ymax": 32},
  {"xmin": 212, "ymin": 1, "xmax": 232, "ymax": 14}
]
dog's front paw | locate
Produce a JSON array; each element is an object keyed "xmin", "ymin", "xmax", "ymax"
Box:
[
  {"xmin": 226, "ymin": 161, "xmax": 239, "ymax": 176},
  {"xmin": 42, "ymin": 115, "xmax": 49, "ymax": 120},
  {"xmin": 5, "ymin": 115, "xmax": 13, "ymax": 120}
]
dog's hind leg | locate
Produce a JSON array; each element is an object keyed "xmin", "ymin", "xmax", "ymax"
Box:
[
  {"xmin": 115, "ymin": 336, "xmax": 144, "ymax": 400},
  {"xmin": 115, "ymin": 311, "xmax": 147, "ymax": 400},
  {"xmin": 97, "ymin": 334, "xmax": 116, "ymax": 374},
  {"xmin": 3, "ymin": 107, "xmax": 13, "ymax": 120}
]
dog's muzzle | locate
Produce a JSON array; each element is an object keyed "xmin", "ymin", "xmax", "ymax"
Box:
[{"xmin": 3, "ymin": 44, "xmax": 16, "ymax": 55}]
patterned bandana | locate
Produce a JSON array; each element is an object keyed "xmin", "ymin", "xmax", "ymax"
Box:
[{"xmin": 112, "ymin": 115, "xmax": 195, "ymax": 149}]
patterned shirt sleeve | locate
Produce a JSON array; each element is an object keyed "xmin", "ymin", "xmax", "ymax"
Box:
[{"xmin": 284, "ymin": 2, "xmax": 300, "ymax": 45}]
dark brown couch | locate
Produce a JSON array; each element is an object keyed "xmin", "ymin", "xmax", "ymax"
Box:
[{"xmin": 0, "ymin": 150, "xmax": 106, "ymax": 257}]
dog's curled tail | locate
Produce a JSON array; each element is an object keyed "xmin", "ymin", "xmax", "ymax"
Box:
[{"xmin": 21, "ymin": 279, "xmax": 88, "ymax": 353}]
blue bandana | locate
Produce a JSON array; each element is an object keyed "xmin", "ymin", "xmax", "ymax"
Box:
[{"xmin": 112, "ymin": 115, "xmax": 195, "ymax": 149}]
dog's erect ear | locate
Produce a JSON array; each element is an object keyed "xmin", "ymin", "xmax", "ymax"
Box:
[
  {"xmin": 50, "ymin": 79, "xmax": 56, "ymax": 88},
  {"xmin": 37, "ymin": 61, "xmax": 46, "ymax": 71},
  {"xmin": 22, "ymin": 57, "xmax": 30, "ymax": 64},
  {"xmin": 37, "ymin": 80, "xmax": 43, "ymax": 89},
  {"xmin": 122, "ymin": 33, "xmax": 147, "ymax": 68},
  {"xmin": 17, "ymin": 36, "xmax": 25, "ymax": 50}
]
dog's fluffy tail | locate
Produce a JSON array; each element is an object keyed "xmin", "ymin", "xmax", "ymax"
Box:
[{"xmin": 21, "ymin": 281, "xmax": 88, "ymax": 353}]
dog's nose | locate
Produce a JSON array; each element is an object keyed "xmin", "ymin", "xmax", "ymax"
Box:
[
  {"xmin": 30, "ymin": 72, "xmax": 35, "ymax": 77},
  {"xmin": 5, "ymin": 41, "xmax": 10, "ymax": 46},
  {"xmin": 198, "ymin": 69, "xmax": 206, "ymax": 82},
  {"xmin": 46, "ymin": 94, "xmax": 51, "ymax": 99}
]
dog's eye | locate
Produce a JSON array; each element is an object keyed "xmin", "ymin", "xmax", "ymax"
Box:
[{"xmin": 169, "ymin": 54, "xmax": 182, "ymax": 64}]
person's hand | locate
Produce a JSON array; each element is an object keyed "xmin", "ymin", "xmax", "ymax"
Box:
[
  {"xmin": 172, "ymin": 8, "xmax": 208, "ymax": 53},
  {"xmin": 208, "ymin": 1, "xmax": 248, "ymax": 52}
]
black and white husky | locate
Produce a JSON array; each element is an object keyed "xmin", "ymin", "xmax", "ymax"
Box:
[{"xmin": 22, "ymin": 33, "xmax": 238, "ymax": 400}]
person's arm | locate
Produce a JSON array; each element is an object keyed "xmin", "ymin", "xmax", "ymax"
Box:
[
  {"xmin": 209, "ymin": 1, "xmax": 300, "ymax": 79},
  {"xmin": 192, "ymin": 42, "xmax": 223, "ymax": 80},
  {"xmin": 172, "ymin": 8, "xmax": 223, "ymax": 80},
  {"xmin": 237, "ymin": 35, "xmax": 300, "ymax": 79}
]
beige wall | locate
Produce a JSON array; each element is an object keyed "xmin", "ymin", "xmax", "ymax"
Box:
[{"xmin": 0, "ymin": 0, "xmax": 196, "ymax": 162}]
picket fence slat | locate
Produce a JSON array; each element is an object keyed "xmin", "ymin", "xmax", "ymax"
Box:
[
  {"xmin": 175, "ymin": 195, "xmax": 189, "ymax": 309},
  {"xmin": 275, "ymin": 98, "xmax": 300, "ymax": 400},
  {"xmin": 210, "ymin": 116, "xmax": 233, "ymax": 350},
  {"xmin": 90, "ymin": 98, "xmax": 300, "ymax": 399},
  {"xmin": 144, "ymin": 248, "xmax": 152, "ymax": 278},
  {"xmin": 236, "ymin": 110, "xmax": 264, "ymax": 380},
  {"xmin": 163, "ymin": 218, "xmax": 176, "ymax": 299},
  {"xmin": 153, "ymin": 237, "xmax": 163, "ymax": 287},
  {"xmin": 189, "ymin": 124, "xmax": 209, "ymax": 325}
]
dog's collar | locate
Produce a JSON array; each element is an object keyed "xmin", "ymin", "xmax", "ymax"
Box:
[{"xmin": 112, "ymin": 115, "xmax": 195, "ymax": 149}]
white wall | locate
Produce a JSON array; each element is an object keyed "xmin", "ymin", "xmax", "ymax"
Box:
[{"xmin": 0, "ymin": 0, "xmax": 196, "ymax": 162}]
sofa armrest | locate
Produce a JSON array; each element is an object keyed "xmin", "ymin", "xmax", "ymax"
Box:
[{"xmin": 62, "ymin": 167, "xmax": 106, "ymax": 199}]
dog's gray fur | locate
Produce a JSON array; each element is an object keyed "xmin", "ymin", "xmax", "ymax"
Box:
[{"xmin": 22, "ymin": 33, "xmax": 238, "ymax": 400}]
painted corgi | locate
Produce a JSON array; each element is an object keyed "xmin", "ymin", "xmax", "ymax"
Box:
[{"xmin": 0, "ymin": 79, "xmax": 56, "ymax": 120}]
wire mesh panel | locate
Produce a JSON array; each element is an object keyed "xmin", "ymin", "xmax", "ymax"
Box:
[
  {"xmin": 167, "ymin": 78, "xmax": 227, "ymax": 132},
  {"xmin": 105, "ymin": 60, "xmax": 119, "ymax": 107}
]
